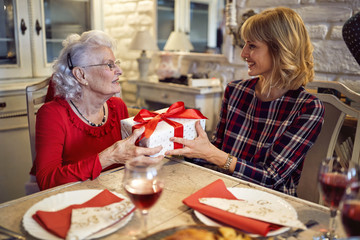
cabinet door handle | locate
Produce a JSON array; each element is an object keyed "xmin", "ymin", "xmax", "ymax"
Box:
[
  {"xmin": 35, "ymin": 20, "xmax": 42, "ymax": 35},
  {"xmin": 20, "ymin": 19, "xmax": 27, "ymax": 35},
  {"xmin": 0, "ymin": 102, "xmax": 6, "ymax": 108}
]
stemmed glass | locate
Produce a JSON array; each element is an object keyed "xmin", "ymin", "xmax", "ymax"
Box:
[
  {"xmin": 317, "ymin": 157, "xmax": 358, "ymax": 240},
  {"xmin": 340, "ymin": 181, "xmax": 360, "ymax": 238},
  {"xmin": 123, "ymin": 159, "xmax": 164, "ymax": 239}
]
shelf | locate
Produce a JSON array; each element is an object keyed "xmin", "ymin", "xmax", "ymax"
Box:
[
  {"xmin": 46, "ymin": 39, "xmax": 65, "ymax": 43},
  {"xmin": 155, "ymin": 52, "xmax": 230, "ymax": 64},
  {"xmin": 0, "ymin": 38, "xmax": 15, "ymax": 42}
]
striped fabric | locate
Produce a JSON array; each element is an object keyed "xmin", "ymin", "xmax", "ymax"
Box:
[{"xmin": 195, "ymin": 78, "xmax": 324, "ymax": 196}]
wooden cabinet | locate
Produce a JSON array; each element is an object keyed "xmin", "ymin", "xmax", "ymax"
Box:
[
  {"xmin": 0, "ymin": 85, "xmax": 32, "ymax": 203},
  {"xmin": 0, "ymin": 115, "xmax": 32, "ymax": 203},
  {"xmin": 0, "ymin": 0, "xmax": 32, "ymax": 79},
  {"xmin": 0, "ymin": 0, "xmax": 103, "ymax": 80}
]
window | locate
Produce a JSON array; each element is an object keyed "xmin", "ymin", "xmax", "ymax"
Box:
[
  {"xmin": 157, "ymin": 0, "xmax": 175, "ymax": 50},
  {"xmin": 157, "ymin": 0, "xmax": 218, "ymax": 53},
  {"xmin": 189, "ymin": 2, "xmax": 209, "ymax": 52},
  {"xmin": 44, "ymin": 0, "xmax": 91, "ymax": 64}
]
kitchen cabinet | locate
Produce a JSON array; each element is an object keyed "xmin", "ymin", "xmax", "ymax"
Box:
[
  {"xmin": 1, "ymin": 0, "xmax": 32, "ymax": 79},
  {"xmin": 0, "ymin": 81, "xmax": 35, "ymax": 203},
  {"xmin": 0, "ymin": 0, "xmax": 103, "ymax": 80}
]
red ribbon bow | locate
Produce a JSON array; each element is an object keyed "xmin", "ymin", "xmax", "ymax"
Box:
[{"xmin": 132, "ymin": 102, "xmax": 207, "ymax": 149}]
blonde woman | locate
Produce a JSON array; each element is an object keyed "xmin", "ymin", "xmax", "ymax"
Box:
[{"xmin": 166, "ymin": 7, "xmax": 324, "ymax": 196}]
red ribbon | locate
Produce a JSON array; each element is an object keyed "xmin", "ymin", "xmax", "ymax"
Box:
[{"xmin": 132, "ymin": 102, "xmax": 207, "ymax": 149}]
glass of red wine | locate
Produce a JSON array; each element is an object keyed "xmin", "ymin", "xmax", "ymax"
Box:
[
  {"xmin": 340, "ymin": 181, "xmax": 360, "ymax": 238},
  {"xmin": 123, "ymin": 159, "xmax": 164, "ymax": 238},
  {"xmin": 317, "ymin": 157, "xmax": 358, "ymax": 240}
]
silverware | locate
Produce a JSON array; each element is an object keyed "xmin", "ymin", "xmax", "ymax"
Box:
[
  {"xmin": 0, "ymin": 225, "xmax": 25, "ymax": 240},
  {"xmin": 276, "ymin": 219, "xmax": 319, "ymax": 239}
]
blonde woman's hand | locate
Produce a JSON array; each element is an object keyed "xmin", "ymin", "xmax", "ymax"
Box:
[
  {"xmin": 99, "ymin": 127, "xmax": 163, "ymax": 168},
  {"xmin": 165, "ymin": 121, "xmax": 218, "ymax": 160}
]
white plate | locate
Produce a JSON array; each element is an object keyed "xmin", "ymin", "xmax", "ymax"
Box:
[
  {"xmin": 23, "ymin": 189, "xmax": 134, "ymax": 240},
  {"xmin": 194, "ymin": 187, "xmax": 296, "ymax": 237}
]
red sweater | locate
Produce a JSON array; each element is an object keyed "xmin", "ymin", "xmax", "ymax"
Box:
[{"xmin": 31, "ymin": 97, "xmax": 129, "ymax": 190}]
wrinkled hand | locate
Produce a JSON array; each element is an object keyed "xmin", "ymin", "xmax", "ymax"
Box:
[
  {"xmin": 99, "ymin": 127, "xmax": 163, "ymax": 169},
  {"xmin": 165, "ymin": 121, "xmax": 218, "ymax": 159}
]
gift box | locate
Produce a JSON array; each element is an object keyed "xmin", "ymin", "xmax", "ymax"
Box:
[{"xmin": 121, "ymin": 102, "xmax": 207, "ymax": 157}]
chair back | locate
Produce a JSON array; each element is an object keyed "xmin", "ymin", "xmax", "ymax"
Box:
[
  {"xmin": 306, "ymin": 80, "xmax": 360, "ymax": 109},
  {"xmin": 25, "ymin": 77, "xmax": 51, "ymax": 194},
  {"xmin": 26, "ymin": 77, "xmax": 51, "ymax": 162},
  {"xmin": 297, "ymin": 92, "xmax": 360, "ymax": 203}
]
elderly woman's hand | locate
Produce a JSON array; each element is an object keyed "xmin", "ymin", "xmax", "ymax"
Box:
[{"xmin": 99, "ymin": 127, "xmax": 163, "ymax": 169}]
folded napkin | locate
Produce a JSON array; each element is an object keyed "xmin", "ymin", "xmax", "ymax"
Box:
[
  {"xmin": 183, "ymin": 179, "xmax": 282, "ymax": 236},
  {"xmin": 199, "ymin": 198, "xmax": 305, "ymax": 229},
  {"xmin": 66, "ymin": 199, "xmax": 134, "ymax": 240},
  {"xmin": 33, "ymin": 189, "xmax": 135, "ymax": 239}
]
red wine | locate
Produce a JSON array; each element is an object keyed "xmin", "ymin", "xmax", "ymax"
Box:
[
  {"xmin": 125, "ymin": 179, "xmax": 163, "ymax": 210},
  {"xmin": 341, "ymin": 200, "xmax": 360, "ymax": 236},
  {"xmin": 319, "ymin": 173, "xmax": 348, "ymax": 208}
]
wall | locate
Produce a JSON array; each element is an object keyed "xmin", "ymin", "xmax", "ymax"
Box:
[
  {"xmin": 104, "ymin": 0, "xmax": 156, "ymax": 77},
  {"xmin": 102, "ymin": 0, "xmax": 360, "ymax": 107},
  {"xmin": 103, "ymin": 0, "xmax": 157, "ymax": 105}
]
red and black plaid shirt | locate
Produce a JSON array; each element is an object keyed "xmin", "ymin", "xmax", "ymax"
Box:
[{"xmin": 196, "ymin": 78, "xmax": 324, "ymax": 196}]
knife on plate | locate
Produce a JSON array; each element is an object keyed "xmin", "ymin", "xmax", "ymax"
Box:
[
  {"xmin": 276, "ymin": 219, "xmax": 319, "ymax": 239},
  {"xmin": 0, "ymin": 225, "xmax": 26, "ymax": 240}
]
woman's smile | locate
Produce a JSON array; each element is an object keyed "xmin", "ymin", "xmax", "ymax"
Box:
[
  {"xmin": 241, "ymin": 40, "xmax": 272, "ymax": 79},
  {"xmin": 246, "ymin": 60, "xmax": 255, "ymax": 69}
]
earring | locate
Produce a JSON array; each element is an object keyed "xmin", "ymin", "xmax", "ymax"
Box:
[{"xmin": 84, "ymin": 82, "xmax": 88, "ymax": 86}]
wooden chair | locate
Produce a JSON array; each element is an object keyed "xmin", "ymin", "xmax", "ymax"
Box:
[
  {"xmin": 306, "ymin": 80, "xmax": 360, "ymax": 108},
  {"xmin": 306, "ymin": 81, "xmax": 360, "ymax": 164},
  {"xmin": 24, "ymin": 77, "xmax": 51, "ymax": 195},
  {"xmin": 297, "ymin": 85, "xmax": 360, "ymax": 203}
]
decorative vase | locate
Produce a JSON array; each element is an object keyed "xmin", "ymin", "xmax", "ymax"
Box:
[{"xmin": 157, "ymin": 53, "xmax": 179, "ymax": 80}]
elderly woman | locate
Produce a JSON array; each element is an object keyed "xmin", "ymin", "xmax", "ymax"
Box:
[
  {"xmin": 30, "ymin": 30, "xmax": 162, "ymax": 190},
  {"xmin": 166, "ymin": 7, "xmax": 325, "ymax": 196}
]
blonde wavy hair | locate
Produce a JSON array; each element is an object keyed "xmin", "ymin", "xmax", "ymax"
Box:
[{"xmin": 241, "ymin": 7, "xmax": 314, "ymax": 94}]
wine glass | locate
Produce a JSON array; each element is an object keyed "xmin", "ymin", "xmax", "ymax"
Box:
[
  {"xmin": 317, "ymin": 157, "xmax": 358, "ymax": 240},
  {"xmin": 340, "ymin": 181, "xmax": 360, "ymax": 238},
  {"xmin": 123, "ymin": 159, "xmax": 164, "ymax": 238}
]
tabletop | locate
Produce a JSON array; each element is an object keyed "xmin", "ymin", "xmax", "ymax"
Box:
[{"xmin": 0, "ymin": 157, "xmax": 347, "ymax": 239}]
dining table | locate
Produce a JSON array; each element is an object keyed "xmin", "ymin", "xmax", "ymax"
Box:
[{"xmin": 0, "ymin": 156, "xmax": 347, "ymax": 239}]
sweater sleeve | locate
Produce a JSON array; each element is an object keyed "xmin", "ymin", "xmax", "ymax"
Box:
[
  {"xmin": 35, "ymin": 103, "xmax": 103, "ymax": 190},
  {"xmin": 212, "ymin": 82, "xmax": 231, "ymax": 148}
]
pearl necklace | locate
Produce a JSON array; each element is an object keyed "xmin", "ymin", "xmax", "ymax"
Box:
[{"xmin": 70, "ymin": 100, "xmax": 106, "ymax": 127}]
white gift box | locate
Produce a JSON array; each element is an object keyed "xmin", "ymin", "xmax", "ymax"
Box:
[{"xmin": 121, "ymin": 108, "xmax": 206, "ymax": 157}]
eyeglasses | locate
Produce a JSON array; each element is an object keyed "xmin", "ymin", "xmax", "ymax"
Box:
[
  {"xmin": 67, "ymin": 53, "xmax": 120, "ymax": 71},
  {"xmin": 81, "ymin": 60, "xmax": 121, "ymax": 71}
]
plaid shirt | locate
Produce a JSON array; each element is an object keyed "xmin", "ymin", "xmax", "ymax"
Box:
[{"xmin": 193, "ymin": 78, "xmax": 324, "ymax": 196}]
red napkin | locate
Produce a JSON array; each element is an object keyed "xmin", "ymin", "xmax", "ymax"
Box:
[
  {"xmin": 183, "ymin": 179, "xmax": 282, "ymax": 236},
  {"xmin": 33, "ymin": 189, "xmax": 126, "ymax": 239}
]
